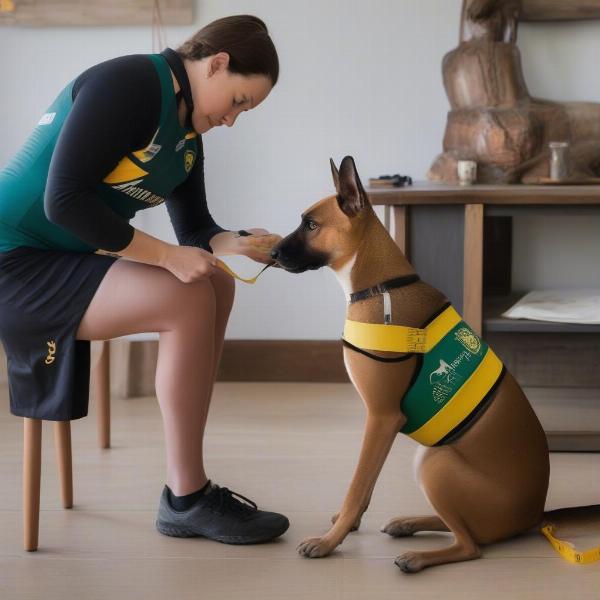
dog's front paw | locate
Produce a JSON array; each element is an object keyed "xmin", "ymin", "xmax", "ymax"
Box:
[
  {"xmin": 331, "ymin": 511, "xmax": 361, "ymax": 531},
  {"xmin": 394, "ymin": 551, "xmax": 426, "ymax": 574},
  {"xmin": 297, "ymin": 536, "xmax": 337, "ymax": 558}
]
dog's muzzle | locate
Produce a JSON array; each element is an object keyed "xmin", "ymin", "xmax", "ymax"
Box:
[{"xmin": 270, "ymin": 243, "xmax": 324, "ymax": 273}]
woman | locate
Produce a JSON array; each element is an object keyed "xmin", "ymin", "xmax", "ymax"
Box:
[{"xmin": 0, "ymin": 15, "xmax": 289, "ymax": 544}]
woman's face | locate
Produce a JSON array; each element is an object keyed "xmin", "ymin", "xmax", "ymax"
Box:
[{"xmin": 187, "ymin": 52, "xmax": 273, "ymax": 134}]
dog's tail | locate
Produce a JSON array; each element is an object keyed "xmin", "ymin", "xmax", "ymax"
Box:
[{"xmin": 540, "ymin": 504, "xmax": 600, "ymax": 564}]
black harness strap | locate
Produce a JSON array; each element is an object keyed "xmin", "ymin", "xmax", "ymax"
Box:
[{"xmin": 349, "ymin": 274, "xmax": 420, "ymax": 304}]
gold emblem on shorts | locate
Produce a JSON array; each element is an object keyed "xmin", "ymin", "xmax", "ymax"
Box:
[
  {"xmin": 45, "ymin": 340, "xmax": 56, "ymax": 365},
  {"xmin": 184, "ymin": 150, "xmax": 195, "ymax": 173},
  {"xmin": 454, "ymin": 328, "xmax": 481, "ymax": 355}
]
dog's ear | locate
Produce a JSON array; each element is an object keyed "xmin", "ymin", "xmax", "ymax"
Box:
[
  {"xmin": 337, "ymin": 156, "xmax": 368, "ymax": 218},
  {"xmin": 330, "ymin": 158, "xmax": 341, "ymax": 195}
]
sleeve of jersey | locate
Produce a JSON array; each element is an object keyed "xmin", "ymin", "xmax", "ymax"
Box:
[
  {"xmin": 165, "ymin": 145, "xmax": 228, "ymax": 253},
  {"xmin": 44, "ymin": 56, "xmax": 160, "ymax": 252}
]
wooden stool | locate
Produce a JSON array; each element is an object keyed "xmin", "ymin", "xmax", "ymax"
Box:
[{"xmin": 22, "ymin": 340, "xmax": 111, "ymax": 551}]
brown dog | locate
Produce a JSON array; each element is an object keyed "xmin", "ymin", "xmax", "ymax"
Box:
[{"xmin": 270, "ymin": 156, "xmax": 572, "ymax": 573}]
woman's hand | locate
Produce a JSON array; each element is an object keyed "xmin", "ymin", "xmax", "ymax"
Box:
[
  {"xmin": 160, "ymin": 245, "xmax": 220, "ymax": 283},
  {"xmin": 101, "ymin": 229, "xmax": 220, "ymax": 282},
  {"xmin": 210, "ymin": 229, "xmax": 283, "ymax": 264},
  {"xmin": 237, "ymin": 228, "xmax": 283, "ymax": 264}
]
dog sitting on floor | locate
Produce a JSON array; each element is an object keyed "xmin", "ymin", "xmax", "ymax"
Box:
[{"xmin": 270, "ymin": 156, "xmax": 592, "ymax": 573}]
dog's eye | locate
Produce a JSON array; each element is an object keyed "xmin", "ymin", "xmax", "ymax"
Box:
[{"xmin": 304, "ymin": 220, "xmax": 318, "ymax": 231}]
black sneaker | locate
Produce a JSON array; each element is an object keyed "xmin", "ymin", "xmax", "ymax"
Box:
[{"xmin": 155, "ymin": 482, "xmax": 290, "ymax": 544}]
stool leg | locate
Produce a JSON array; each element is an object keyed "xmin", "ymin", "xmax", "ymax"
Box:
[
  {"xmin": 53, "ymin": 421, "xmax": 73, "ymax": 509},
  {"xmin": 94, "ymin": 340, "xmax": 111, "ymax": 449},
  {"xmin": 23, "ymin": 418, "xmax": 42, "ymax": 552}
]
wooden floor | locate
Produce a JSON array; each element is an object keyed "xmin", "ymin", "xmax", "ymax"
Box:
[{"xmin": 1, "ymin": 381, "xmax": 600, "ymax": 599}]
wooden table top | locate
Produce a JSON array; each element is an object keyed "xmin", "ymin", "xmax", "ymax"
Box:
[{"xmin": 368, "ymin": 182, "xmax": 600, "ymax": 205}]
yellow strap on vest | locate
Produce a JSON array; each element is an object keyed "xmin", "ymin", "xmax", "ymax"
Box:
[
  {"xmin": 343, "ymin": 305, "xmax": 462, "ymax": 353},
  {"xmin": 216, "ymin": 259, "xmax": 271, "ymax": 284},
  {"xmin": 408, "ymin": 348, "xmax": 502, "ymax": 446},
  {"xmin": 541, "ymin": 524, "xmax": 600, "ymax": 564}
]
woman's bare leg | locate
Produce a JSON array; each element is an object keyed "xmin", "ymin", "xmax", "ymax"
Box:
[
  {"xmin": 76, "ymin": 259, "xmax": 234, "ymax": 496},
  {"xmin": 203, "ymin": 267, "xmax": 235, "ymax": 433}
]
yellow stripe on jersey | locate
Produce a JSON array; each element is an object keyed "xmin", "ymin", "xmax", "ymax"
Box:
[{"xmin": 103, "ymin": 156, "xmax": 149, "ymax": 184}]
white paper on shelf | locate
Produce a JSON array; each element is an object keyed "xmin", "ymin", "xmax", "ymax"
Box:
[{"xmin": 501, "ymin": 289, "xmax": 600, "ymax": 324}]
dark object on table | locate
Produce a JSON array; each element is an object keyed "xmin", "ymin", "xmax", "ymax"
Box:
[{"xmin": 369, "ymin": 174, "xmax": 413, "ymax": 188}]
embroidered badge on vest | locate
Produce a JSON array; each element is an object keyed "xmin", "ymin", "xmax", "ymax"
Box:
[
  {"xmin": 454, "ymin": 327, "xmax": 481, "ymax": 354},
  {"xmin": 429, "ymin": 359, "xmax": 464, "ymax": 404}
]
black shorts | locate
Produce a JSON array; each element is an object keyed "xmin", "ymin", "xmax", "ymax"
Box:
[{"xmin": 0, "ymin": 246, "xmax": 118, "ymax": 421}]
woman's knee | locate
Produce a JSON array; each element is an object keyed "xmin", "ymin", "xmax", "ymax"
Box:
[
  {"xmin": 143, "ymin": 272, "xmax": 215, "ymax": 337},
  {"xmin": 173, "ymin": 277, "xmax": 217, "ymax": 320}
]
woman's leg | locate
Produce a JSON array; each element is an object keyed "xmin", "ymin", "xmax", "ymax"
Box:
[
  {"xmin": 76, "ymin": 259, "xmax": 234, "ymax": 496},
  {"xmin": 203, "ymin": 267, "xmax": 236, "ymax": 430}
]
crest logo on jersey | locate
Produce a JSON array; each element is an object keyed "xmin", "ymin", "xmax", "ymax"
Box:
[{"xmin": 184, "ymin": 150, "xmax": 196, "ymax": 173}]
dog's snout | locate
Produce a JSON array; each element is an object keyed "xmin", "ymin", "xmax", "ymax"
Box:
[{"xmin": 268, "ymin": 231, "xmax": 327, "ymax": 273}]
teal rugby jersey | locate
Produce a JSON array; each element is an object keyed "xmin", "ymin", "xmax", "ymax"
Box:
[{"xmin": 0, "ymin": 54, "xmax": 199, "ymax": 253}]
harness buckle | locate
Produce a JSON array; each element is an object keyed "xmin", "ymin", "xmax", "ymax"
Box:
[
  {"xmin": 406, "ymin": 328, "xmax": 427, "ymax": 353},
  {"xmin": 383, "ymin": 291, "xmax": 393, "ymax": 325}
]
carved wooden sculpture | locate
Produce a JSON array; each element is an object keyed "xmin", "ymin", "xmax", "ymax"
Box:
[{"xmin": 428, "ymin": 0, "xmax": 600, "ymax": 184}]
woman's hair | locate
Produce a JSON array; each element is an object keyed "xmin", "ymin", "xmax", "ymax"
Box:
[{"xmin": 177, "ymin": 15, "xmax": 279, "ymax": 86}]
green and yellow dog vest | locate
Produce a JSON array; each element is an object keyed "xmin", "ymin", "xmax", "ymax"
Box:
[{"xmin": 343, "ymin": 305, "xmax": 504, "ymax": 446}]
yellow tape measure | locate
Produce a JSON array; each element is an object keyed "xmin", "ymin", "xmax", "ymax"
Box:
[
  {"xmin": 216, "ymin": 259, "xmax": 272, "ymax": 284},
  {"xmin": 541, "ymin": 524, "xmax": 600, "ymax": 565}
]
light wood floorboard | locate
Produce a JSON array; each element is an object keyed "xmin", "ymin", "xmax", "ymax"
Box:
[{"xmin": 1, "ymin": 382, "xmax": 599, "ymax": 599}]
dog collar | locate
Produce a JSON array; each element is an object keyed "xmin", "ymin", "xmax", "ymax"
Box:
[{"xmin": 349, "ymin": 274, "xmax": 420, "ymax": 304}]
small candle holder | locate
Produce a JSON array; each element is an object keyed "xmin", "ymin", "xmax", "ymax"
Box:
[
  {"xmin": 549, "ymin": 141, "xmax": 570, "ymax": 181},
  {"xmin": 457, "ymin": 160, "xmax": 477, "ymax": 185}
]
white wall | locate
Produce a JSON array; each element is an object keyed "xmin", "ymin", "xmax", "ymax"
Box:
[{"xmin": 1, "ymin": 0, "xmax": 599, "ymax": 339}]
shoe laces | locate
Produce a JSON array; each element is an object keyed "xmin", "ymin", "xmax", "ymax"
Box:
[{"xmin": 210, "ymin": 486, "xmax": 258, "ymax": 516}]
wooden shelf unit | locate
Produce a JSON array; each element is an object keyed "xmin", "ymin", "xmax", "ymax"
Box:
[{"xmin": 370, "ymin": 182, "xmax": 600, "ymax": 451}]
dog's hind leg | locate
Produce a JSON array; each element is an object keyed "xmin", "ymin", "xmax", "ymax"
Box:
[
  {"xmin": 394, "ymin": 510, "xmax": 481, "ymax": 573},
  {"xmin": 394, "ymin": 447, "xmax": 491, "ymax": 573},
  {"xmin": 381, "ymin": 515, "xmax": 449, "ymax": 537},
  {"xmin": 382, "ymin": 444, "xmax": 451, "ymax": 537},
  {"xmin": 394, "ymin": 472, "xmax": 482, "ymax": 573}
]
